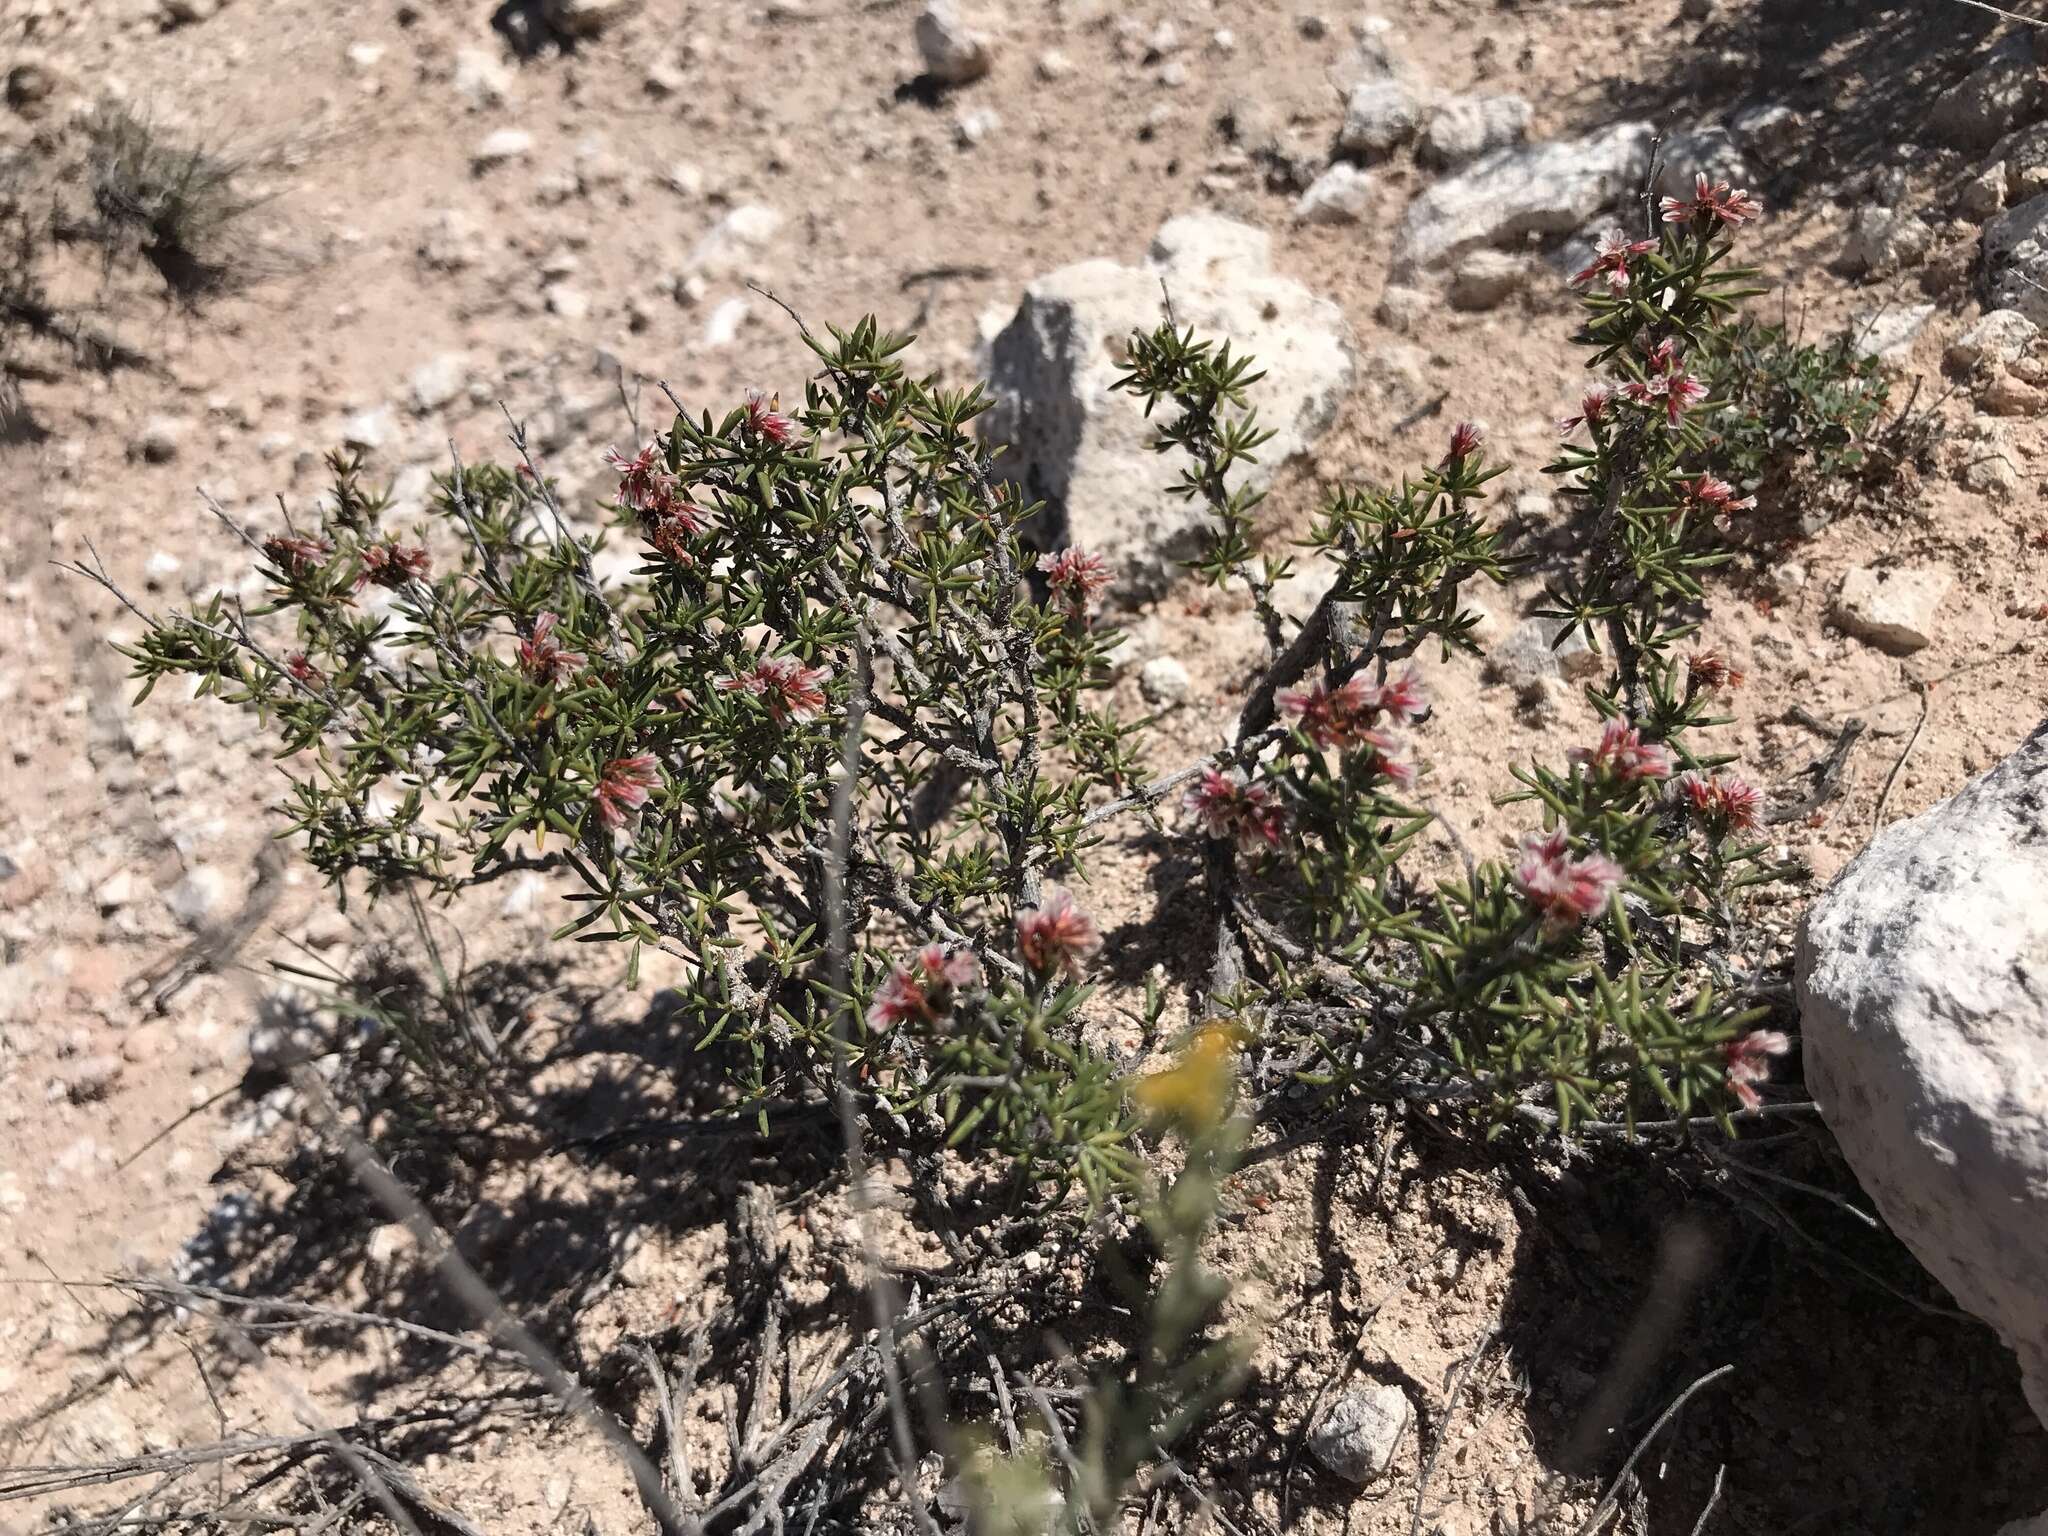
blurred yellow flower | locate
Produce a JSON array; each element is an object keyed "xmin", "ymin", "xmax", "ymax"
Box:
[{"xmin": 1132, "ymin": 1020, "xmax": 1248, "ymax": 1133}]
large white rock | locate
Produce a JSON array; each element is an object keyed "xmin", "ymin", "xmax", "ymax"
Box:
[
  {"xmin": 983, "ymin": 214, "xmax": 1354, "ymax": 597},
  {"xmin": 1393, "ymin": 122, "xmax": 1654, "ymax": 271},
  {"xmin": 1797, "ymin": 719, "xmax": 2048, "ymax": 1428},
  {"xmin": 1984, "ymin": 194, "xmax": 2048, "ymax": 327}
]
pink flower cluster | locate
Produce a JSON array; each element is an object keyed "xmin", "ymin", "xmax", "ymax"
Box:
[
  {"xmin": 1558, "ymin": 385, "xmax": 1612, "ymax": 438},
  {"xmin": 1571, "ymin": 229, "xmax": 1657, "ymax": 296},
  {"xmin": 357, "ymin": 539, "xmax": 432, "ymax": 590},
  {"xmin": 1686, "ymin": 648, "xmax": 1744, "ymax": 694},
  {"xmin": 606, "ymin": 440, "xmax": 716, "ymax": 566},
  {"xmin": 1723, "ymin": 1029, "xmax": 1790, "ymax": 1109},
  {"xmin": 1514, "ymin": 828, "xmax": 1625, "ymax": 933},
  {"xmin": 264, "ymin": 534, "xmax": 331, "ymax": 575},
  {"xmin": 1016, "ymin": 884, "xmax": 1102, "ymax": 979},
  {"xmin": 594, "ymin": 753, "xmax": 661, "ymax": 830},
  {"xmin": 1661, "ymin": 173, "xmax": 1763, "ymax": 230},
  {"xmin": 1279, "ymin": 670, "xmax": 1427, "ymax": 787},
  {"xmin": 285, "ymin": 652, "xmax": 325, "ymax": 688},
  {"xmin": 1675, "ymin": 770, "xmax": 1765, "ymax": 834},
  {"xmin": 717, "ymin": 655, "xmax": 833, "ymax": 724},
  {"xmin": 1440, "ymin": 420, "xmax": 1484, "ymax": 468},
  {"xmin": 1038, "ymin": 548, "xmax": 1113, "ymax": 613},
  {"xmin": 1622, "ymin": 339, "xmax": 1709, "ymax": 427},
  {"xmin": 1182, "ymin": 766, "xmax": 1290, "ymax": 853},
  {"xmin": 517, "ymin": 611, "xmax": 585, "ymax": 686},
  {"xmin": 866, "ymin": 943, "xmax": 981, "ymax": 1032},
  {"xmin": 1673, "ymin": 474, "xmax": 1755, "ymax": 521},
  {"xmin": 743, "ymin": 390, "xmax": 801, "ymax": 446},
  {"xmin": 1568, "ymin": 720, "xmax": 1674, "ymax": 784}
]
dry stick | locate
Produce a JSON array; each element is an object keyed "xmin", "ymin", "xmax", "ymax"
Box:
[
  {"xmin": 157, "ymin": 1306, "xmax": 433, "ymax": 1536},
  {"xmin": 1951, "ymin": 0, "xmax": 2048, "ymax": 23},
  {"xmin": 286, "ymin": 1067, "xmax": 693, "ymax": 1536},
  {"xmin": 1870, "ymin": 678, "xmax": 1930, "ymax": 829},
  {"xmin": 1573, "ymin": 1364, "xmax": 1734, "ymax": 1536},
  {"xmin": 1689, "ymin": 1463, "xmax": 1728, "ymax": 1536},
  {"xmin": 109, "ymin": 1276, "xmax": 528, "ymax": 1365},
  {"xmin": 1410, "ymin": 1326, "xmax": 1501, "ymax": 1536},
  {"xmin": 820, "ymin": 634, "xmax": 947, "ymax": 1536}
]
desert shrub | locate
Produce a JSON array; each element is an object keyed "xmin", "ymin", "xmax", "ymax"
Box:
[
  {"xmin": 82, "ymin": 171, "xmax": 1829, "ymax": 1535},
  {"xmin": 1694, "ymin": 314, "xmax": 1892, "ymax": 519},
  {"xmin": 78, "ymin": 101, "xmax": 274, "ymax": 298},
  {"xmin": 0, "ymin": 102, "xmax": 272, "ymax": 417},
  {"xmin": 106, "ymin": 172, "xmax": 1800, "ymax": 1205}
]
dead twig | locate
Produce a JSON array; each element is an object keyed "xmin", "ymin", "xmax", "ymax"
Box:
[
  {"xmin": 1573, "ymin": 1364, "xmax": 1733, "ymax": 1536},
  {"xmin": 1870, "ymin": 678, "xmax": 1930, "ymax": 828}
]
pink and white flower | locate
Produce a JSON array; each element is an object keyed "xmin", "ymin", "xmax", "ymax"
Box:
[
  {"xmin": 867, "ymin": 943, "xmax": 981, "ymax": 1031},
  {"xmin": 1568, "ymin": 720, "xmax": 1674, "ymax": 784},
  {"xmin": 1673, "ymin": 473, "xmax": 1756, "ymax": 520},
  {"xmin": 594, "ymin": 753, "xmax": 661, "ymax": 829},
  {"xmin": 1622, "ymin": 338, "xmax": 1710, "ymax": 427},
  {"xmin": 1558, "ymin": 385, "xmax": 1613, "ymax": 438},
  {"xmin": 1016, "ymin": 884, "xmax": 1102, "ymax": 979},
  {"xmin": 1675, "ymin": 770, "xmax": 1765, "ymax": 835},
  {"xmin": 1440, "ymin": 421, "xmax": 1484, "ymax": 467},
  {"xmin": 718, "ymin": 655, "xmax": 833, "ymax": 724},
  {"xmin": 1181, "ymin": 766, "xmax": 1291, "ymax": 853},
  {"xmin": 1514, "ymin": 828, "xmax": 1626, "ymax": 932},
  {"xmin": 264, "ymin": 534, "xmax": 332, "ymax": 575},
  {"xmin": 1038, "ymin": 547, "xmax": 1114, "ymax": 613},
  {"xmin": 743, "ymin": 390, "xmax": 800, "ymax": 446},
  {"xmin": 517, "ymin": 611, "xmax": 585, "ymax": 685},
  {"xmin": 1661, "ymin": 173, "xmax": 1764, "ymax": 230},
  {"xmin": 357, "ymin": 540, "xmax": 431, "ymax": 590},
  {"xmin": 1571, "ymin": 229, "xmax": 1658, "ymax": 295},
  {"xmin": 1723, "ymin": 1029, "xmax": 1791, "ymax": 1109},
  {"xmin": 1279, "ymin": 668, "xmax": 1429, "ymax": 751}
]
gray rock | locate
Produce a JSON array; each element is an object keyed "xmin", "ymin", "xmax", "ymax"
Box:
[
  {"xmin": 418, "ymin": 208, "xmax": 484, "ymax": 272},
  {"xmin": 1830, "ymin": 564, "xmax": 1952, "ymax": 654},
  {"xmin": 1983, "ymin": 123, "xmax": 2048, "ymax": 205},
  {"xmin": 1394, "ymin": 122, "xmax": 1654, "ymax": 271},
  {"xmin": 1309, "ymin": 1384, "xmax": 1413, "ymax": 1482},
  {"xmin": 1731, "ymin": 102, "xmax": 1803, "ymax": 164},
  {"xmin": 1850, "ymin": 304, "xmax": 1936, "ymax": 363},
  {"xmin": 1295, "ymin": 163, "xmax": 1373, "ymax": 225},
  {"xmin": 1931, "ymin": 31, "xmax": 2043, "ymax": 152},
  {"xmin": 1961, "ymin": 161, "xmax": 2009, "ymax": 220},
  {"xmin": 1449, "ymin": 249, "xmax": 1528, "ymax": 311},
  {"xmin": 1947, "ymin": 309, "xmax": 2039, "ymax": 370},
  {"xmin": 409, "ymin": 354, "xmax": 469, "ymax": 414},
  {"xmin": 689, "ymin": 203, "xmax": 784, "ymax": 280},
  {"xmin": 1983, "ymin": 194, "xmax": 2048, "ymax": 326},
  {"xmin": 339, "ymin": 406, "xmax": 396, "ymax": 451},
  {"xmin": 985, "ymin": 214, "xmax": 1354, "ymax": 599},
  {"xmin": 1484, "ymin": 616, "xmax": 1597, "ymax": 692},
  {"xmin": 1959, "ymin": 413, "xmax": 2022, "ymax": 498},
  {"xmin": 452, "ymin": 47, "xmax": 513, "ymax": 111},
  {"xmin": 1418, "ymin": 94, "xmax": 1531, "ymax": 169},
  {"xmin": 167, "ymin": 866, "xmax": 227, "ymax": 930},
  {"xmin": 1840, "ymin": 205, "xmax": 1932, "ymax": 278},
  {"xmin": 135, "ymin": 415, "xmax": 189, "ymax": 463},
  {"xmin": 1337, "ymin": 78, "xmax": 1421, "ymax": 157},
  {"xmin": 1138, "ymin": 655, "xmax": 1191, "ymax": 704},
  {"xmin": 916, "ymin": 0, "xmax": 992, "ymax": 86},
  {"xmin": 1798, "ymin": 717, "xmax": 2048, "ymax": 1428},
  {"xmin": 472, "ymin": 128, "xmax": 535, "ymax": 170}
]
